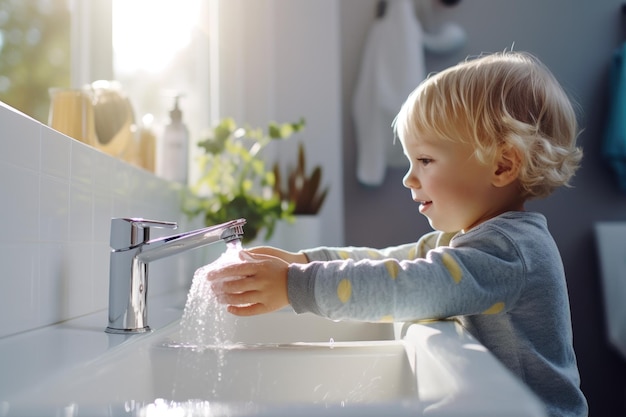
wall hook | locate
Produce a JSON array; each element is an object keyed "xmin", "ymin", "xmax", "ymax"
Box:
[
  {"xmin": 376, "ymin": 0, "xmax": 387, "ymax": 18},
  {"xmin": 377, "ymin": 0, "xmax": 461, "ymax": 19}
]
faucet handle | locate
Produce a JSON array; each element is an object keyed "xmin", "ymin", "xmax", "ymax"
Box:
[{"xmin": 110, "ymin": 218, "xmax": 178, "ymax": 250}]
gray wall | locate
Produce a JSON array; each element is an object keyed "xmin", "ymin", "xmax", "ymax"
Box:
[{"xmin": 340, "ymin": 1, "xmax": 626, "ymax": 415}]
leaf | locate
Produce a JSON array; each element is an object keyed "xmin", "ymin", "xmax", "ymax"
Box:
[
  {"xmin": 310, "ymin": 188, "xmax": 329, "ymax": 214},
  {"xmin": 297, "ymin": 142, "xmax": 306, "ymax": 176},
  {"xmin": 268, "ymin": 118, "xmax": 306, "ymax": 140},
  {"xmin": 215, "ymin": 118, "xmax": 236, "ymax": 140},
  {"xmin": 273, "ymin": 163, "xmax": 283, "ymax": 200},
  {"xmin": 273, "ymin": 142, "xmax": 329, "ymax": 215}
]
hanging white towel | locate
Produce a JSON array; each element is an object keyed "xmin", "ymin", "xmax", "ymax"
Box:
[
  {"xmin": 352, "ymin": 0, "xmax": 426, "ymax": 186},
  {"xmin": 595, "ymin": 222, "xmax": 626, "ymax": 360}
]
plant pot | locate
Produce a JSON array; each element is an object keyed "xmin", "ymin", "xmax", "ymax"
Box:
[{"xmin": 253, "ymin": 215, "xmax": 322, "ymax": 251}]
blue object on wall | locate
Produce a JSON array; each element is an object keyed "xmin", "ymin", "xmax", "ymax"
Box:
[{"xmin": 603, "ymin": 42, "xmax": 626, "ymax": 191}]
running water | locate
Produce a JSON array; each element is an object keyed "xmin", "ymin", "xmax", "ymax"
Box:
[{"xmin": 176, "ymin": 240, "xmax": 243, "ymax": 351}]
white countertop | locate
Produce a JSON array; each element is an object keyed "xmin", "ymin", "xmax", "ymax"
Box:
[{"xmin": 0, "ymin": 291, "xmax": 187, "ymax": 401}]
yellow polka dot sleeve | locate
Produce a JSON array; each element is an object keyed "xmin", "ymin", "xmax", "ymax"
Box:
[{"xmin": 290, "ymin": 227, "xmax": 524, "ymax": 322}]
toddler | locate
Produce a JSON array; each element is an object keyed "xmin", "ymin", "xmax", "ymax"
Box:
[{"xmin": 207, "ymin": 51, "xmax": 588, "ymax": 417}]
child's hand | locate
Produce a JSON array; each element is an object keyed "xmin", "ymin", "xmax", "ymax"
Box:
[{"xmin": 206, "ymin": 250, "xmax": 290, "ymax": 316}]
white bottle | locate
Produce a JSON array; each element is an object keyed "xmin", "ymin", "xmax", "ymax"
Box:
[{"xmin": 158, "ymin": 96, "xmax": 189, "ymax": 184}]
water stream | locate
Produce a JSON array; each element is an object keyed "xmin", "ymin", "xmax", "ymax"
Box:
[
  {"xmin": 177, "ymin": 239, "xmax": 243, "ymax": 351},
  {"xmin": 167, "ymin": 240, "xmax": 244, "ymax": 401}
]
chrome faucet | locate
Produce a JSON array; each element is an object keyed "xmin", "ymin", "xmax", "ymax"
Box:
[{"xmin": 105, "ymin": 217, "xmax": 246, "ymax": 334}]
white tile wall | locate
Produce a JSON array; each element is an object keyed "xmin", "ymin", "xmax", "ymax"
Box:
[{"xmin": 0, "ymin": 102, "xmax": 219, "ymax": 338}]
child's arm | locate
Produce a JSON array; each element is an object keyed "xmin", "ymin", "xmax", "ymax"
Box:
[{"xmin": 247, "ymin": 246, "xmax": 309, "ymax": 264}]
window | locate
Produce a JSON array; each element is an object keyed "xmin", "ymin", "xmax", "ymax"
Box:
[
  {"xmin": 111, "ymin": 0, "xmax": 214, "ymax": 150},
  {"xmin": 0, "ymin": 0, "xmax": 214, "ymax": 162},
  {"xmin": 0, "ymin": 0, "xmax": 71, "ymax": 123}
]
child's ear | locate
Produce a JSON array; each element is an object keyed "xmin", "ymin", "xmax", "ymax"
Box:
[{"xmin": 492, "ymin": 144, "xmax": 522, "ymax": 187}]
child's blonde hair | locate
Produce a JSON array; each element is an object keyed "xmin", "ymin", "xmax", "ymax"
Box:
[{"xmin": 394, "ymin": 51, "xmax": 582, "ymax": 199}]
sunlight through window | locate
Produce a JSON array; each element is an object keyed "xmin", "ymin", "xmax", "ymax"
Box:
[
  {"xmin": 111, "ymin": 0, "xmax": 211, "ymax": 180},
  {"xmin": 112, "ymin": 0, "xmax": 201, "ymax": 74}
]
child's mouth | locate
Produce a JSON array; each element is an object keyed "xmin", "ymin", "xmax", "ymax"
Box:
[{"xmin": 419, "ymin": 201, "xmax": 432, "ymax": 213}]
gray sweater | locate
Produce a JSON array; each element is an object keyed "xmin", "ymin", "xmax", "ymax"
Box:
[{"xmin": 288, "ymin": 211, "xmax": 588, "ymax": 417}]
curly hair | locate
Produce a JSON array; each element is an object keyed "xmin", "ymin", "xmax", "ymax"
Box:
[{"xmin": 394, "ymin": 51, "xmax": 582, "ymax": 199}]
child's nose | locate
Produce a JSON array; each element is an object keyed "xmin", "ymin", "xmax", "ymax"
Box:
[{"xmin": 403, "ymin": 168, "xmax": 420, "ymax": 189}]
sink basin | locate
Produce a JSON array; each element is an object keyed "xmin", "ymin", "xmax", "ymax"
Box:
[
  {"xmin": 153, "ymin": 340, "xmax": 416, "ymax": 404},
  {"xmin": 5, "ymin": 308, "xmax": 548, "ymax": 417},
  {"xmin": 9, "ymin": 316, "xmax": 421, "ymax": 416},
  {"xmin": 26, "ymin": 334, "xmax": 416, "ymax": 406}
]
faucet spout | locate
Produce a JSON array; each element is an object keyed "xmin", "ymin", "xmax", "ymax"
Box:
[
  {"xmin": 105, "ymin": 217, "xmax": 246, "ymax": 334},
  {"xmin": 138, "ymin": 219, "xmax": 245, "ymax": 263}
]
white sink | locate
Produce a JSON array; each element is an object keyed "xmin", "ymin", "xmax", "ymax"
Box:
[
  {"xmin": 4, "ymin": 309, "xmax": 548, "ymax": 417},
  {"xmin": 9, "ymin": 313, "xmax": 416, "ymax": 413},
  {"xmin": 24, "ymin": 333, "xmax": 416, "ymax": 405},
  {"xmin": 153, "ymin": 341, "xmax": 416, "ymax": 404}
]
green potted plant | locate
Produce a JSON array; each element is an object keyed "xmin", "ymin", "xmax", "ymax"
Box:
[{"xmin": 183, "ymin": 117, "xmax": 305, "ymax": 243}]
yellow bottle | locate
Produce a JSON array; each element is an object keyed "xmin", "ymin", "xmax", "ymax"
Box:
[{"xmin": 138, "ymin": 114, "xmax": 157, "ymax": 173}]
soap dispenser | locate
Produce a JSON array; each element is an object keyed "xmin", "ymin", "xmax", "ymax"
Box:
[{"xmin": 157, "ymin": 95, "xmax": 189, "ymax": 184}]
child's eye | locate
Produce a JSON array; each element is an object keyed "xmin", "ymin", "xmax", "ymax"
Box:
[{"xmin": 417, "ymin": 158, "xmax": 433, "ymax": 166}]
